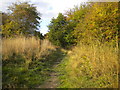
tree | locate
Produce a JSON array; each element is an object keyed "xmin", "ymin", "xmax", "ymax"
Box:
[
  {"xmin": 48, "ymin": 13, "xmax": 68, "ymax": 47},
  {"xmin": 48, "ymin": 12, "xmax": 79, "ymax": 48},
  {"xmin": 34, "ymin": 30, "xmax": 44, "ymax": 39},
  {"xmin": 1, "ymin": 2, "xmax": 41, "ymax": 37},
  {"xmin": 65, "ymin": 4, "xmax": 89, "ymax": 44},
  {"xmin": 1, "ymin": 12, "xmax": 9, "ymax": 25},
  {"xmin": 73, "ymin": 2, "xmax": 118, "ymax": 45},
  {"xmin": 82, "ymin": 2, "xmax": 118, "ymax": 44},
  {"xmin": 48, "ymin": 2, "xmax": 118, "ymax": 48}
]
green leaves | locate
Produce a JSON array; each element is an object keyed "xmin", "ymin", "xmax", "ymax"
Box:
[
  {"xmin": 48, "ymin": 13, "xmax": 68, "ymax": 47},
  {"xmin": 73, "ymin": 2, "xmax": 118, "ymax": 44},
  {"xmin": 1, "ymin": 2, "xmax": 41, "ymax": 37},
  {"xmin": 48, "ymin": 2, "xmax": 118, "ymax": 48}
]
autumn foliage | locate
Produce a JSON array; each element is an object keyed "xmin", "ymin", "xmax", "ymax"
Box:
[{"xmin": 48, "ymin": 2, "xmax": 118, "ymax": 48}]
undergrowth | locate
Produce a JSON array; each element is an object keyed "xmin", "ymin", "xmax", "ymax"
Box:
[{"xmin": 56, "ymin": 42, "xmax": 118, "ymax": 88}]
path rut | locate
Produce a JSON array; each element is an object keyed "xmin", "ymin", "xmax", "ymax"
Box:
[{"xmin": 38, "ymin": 61, "xmax": 60, "ymax": 88}]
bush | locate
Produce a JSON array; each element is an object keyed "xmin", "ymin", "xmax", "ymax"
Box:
[{"xmin": 57, "ymin": 42, "xmax": 118, "ymax": 88}]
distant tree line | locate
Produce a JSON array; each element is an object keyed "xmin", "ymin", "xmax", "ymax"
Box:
[{"xmin": 47, "ymin": 2, "xmax": 118, "ymax": 48}]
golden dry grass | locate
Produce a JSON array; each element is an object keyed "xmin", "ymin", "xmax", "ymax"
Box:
[
  {"xmin": 2, "ymin": 36, "xmax": 58, "ymax": 88},
  {"xmin": 63, "ymin": 43, "xmax": 118, "ymax": 88},
  {"xmin": 2, "ymin": 36, "xmax": 55, "ymax": 61}
]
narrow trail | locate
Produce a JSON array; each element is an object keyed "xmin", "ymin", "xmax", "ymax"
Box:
[
  {"xmin": 38, "ymin": 61, "xmax": 60, "ymax": 88},
  {"xmin": 38, "ymin": 49, "xmax": 67, "ymax": 88}
]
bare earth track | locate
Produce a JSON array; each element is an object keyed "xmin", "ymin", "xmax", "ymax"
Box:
[
  {"xmin": 38, "ymin": 61, "xmax": 60, "ymax": 88},
  {"xmin": 38, "ymin": 49, "xmax": 67, "ymax": 88}
]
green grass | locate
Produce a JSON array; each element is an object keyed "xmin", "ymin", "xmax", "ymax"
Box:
[
  {"xmin": 2, "ymin": 37, "xmax": 66, "ymax": 88},
  {"xmin": 2, "ymin": 47, "xmax": 67, "ymax": 88},
  {"xmin": 2, "ymin": 37, "xmax": 118, "ymax": 88},
  {"xmin": 3, "ymin": 53, "xmax": 43, "ymax": 88}
]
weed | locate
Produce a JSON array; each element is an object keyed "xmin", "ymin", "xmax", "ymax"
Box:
[{"xmin": 57, "ymin": 43, "xmax": 118, "ymax": 88}]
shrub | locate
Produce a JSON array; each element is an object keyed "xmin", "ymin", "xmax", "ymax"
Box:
[{"xmin": 57, "ymin": 42, "xmax": 118, "ymax": 88}]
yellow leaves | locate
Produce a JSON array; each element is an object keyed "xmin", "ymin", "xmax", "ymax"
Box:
[{"xmin": 64, "ymin": 41, "xmax": 118, "ymax": 87}]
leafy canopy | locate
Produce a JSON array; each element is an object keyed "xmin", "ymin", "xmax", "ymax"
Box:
[{"xmin": 1, "ymin": 2, "xmax": 41, "ymax": 37}]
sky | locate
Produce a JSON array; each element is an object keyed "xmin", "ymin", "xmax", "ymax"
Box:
[{"xmin": 1, "ymin": 0, "xmax": 118, "ymax": 35}]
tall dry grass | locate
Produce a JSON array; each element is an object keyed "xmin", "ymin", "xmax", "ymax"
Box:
[
  {"xmin": 2, "ymin": 36, "xmax": 55, "ymax": 61},
  {"xmin": 59, "ymin": 42, "xmax": 118, "ymax": 88},
  {"xmin": 2, "ymin": 36, "xmax": 56, "ymax": 88}
]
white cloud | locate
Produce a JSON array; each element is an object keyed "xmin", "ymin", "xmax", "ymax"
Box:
[
  {"xmin": 0, "ymin": 0, "xmax": 15, "ymax": 12},
  {"xmin": 37, "ymin": 0, "xmax": 88, "ymax": 35}
]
